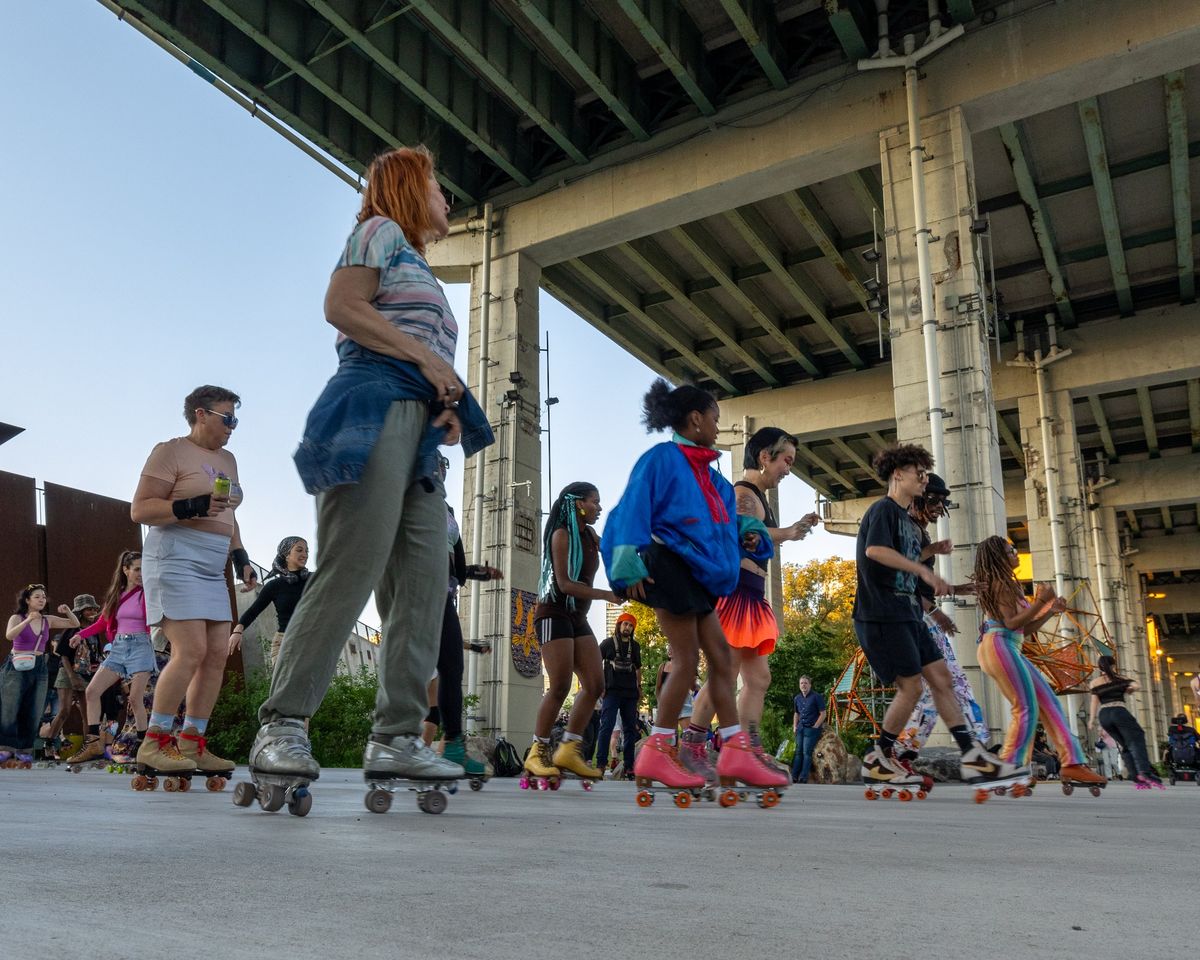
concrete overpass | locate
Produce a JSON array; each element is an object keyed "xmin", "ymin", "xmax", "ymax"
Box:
[{"xmin": 105, "ymin": 0, "xmax": 1200, "ymax": 747}]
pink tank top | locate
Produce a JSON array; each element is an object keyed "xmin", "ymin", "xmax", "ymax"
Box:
[
  {"xmin": 12, "ymin": 618, "xmax": 49, "ymax": 653},
  {"xmin": 115, "ymin": 589, "xmax": 148, "ymax": 635}
]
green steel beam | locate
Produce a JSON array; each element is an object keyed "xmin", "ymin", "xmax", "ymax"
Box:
[
  {"xmin": 304, "ymin": 0, "xmax": 532, "ymax": 186},
  {"xmin": 946, "ymin": 0, "xmax": 976, "ymax": 24},
  {"xmin": 616, "ymin": 0, "xmax": 715, "ymax": 116},
  {"xmin": 996, "ymin": 219, "xmax": 1200, "ymax": 280},
  {"xmin": 194, "ymin": 0, "xmax": 482, "ymax": 200},
  {"xmin": 830, "ymin": 436, "xmax": 883, "ymax": 485},
  {"xmin": 1165, "ymin": 72, "xmax": 1195, "ymax": 304},
  {"xmin": 513, "ymin": 0, "xmax": 649, "ymax": 141},
  {"xmin": 786, "ymin": 187, "xmax": 872, "ymax": 310},
  {"xmin": 797, "ymin": 442, "xmax": 858, "ymax": 494},
  {"xmin": 1188, "ymin": 379, "xmax": 1200, "ymax": 452},
  {"xmin": 407, "ymin": 0, "xmax": 588, "ymax": 165},
  {"xmin": 620, "ymin": 238, "xmax": 780, "ymax": 386},
  {"xmin": 996, "ymin": 414, "xmax": 1024, "ymax": 467},
  {"xmin": 716, "ymin": 0, "xmax": 788, "ymax": 89},
  {"xmin": 541, "ymin": 265, "xmax": 678, "ymax": 383},
  {"xmin": 998, "ymin": 122, "xmax": 1075, "ymax": 326},
  {"xmin": 726, "ymin": 205, "xmax": 865, "ymax": 368},
  {"xmin": 1078, "ymin": 97, "xmax": 1134, "ymax": 316},
  {"xmin": 825, "ymin": 0, "xmax": 870, "ymax": 63},
  {"xmin": 1136, "ymin": 385, "xmax": 1160, "ymax": 458},
  {"xmin": 572, "ymin": 254, "xmax": 739, "ymax": 394},
  {"xmin": 789, "ymin": 464, "xmax": 837, "ymax": 500},
  {"xmin": 1087, "ymin": 395, "xmax": 1118, "ymax": 461},
  {"xmin": 671, "ymin": 222, "xmax": 824, "ymax": 377}
]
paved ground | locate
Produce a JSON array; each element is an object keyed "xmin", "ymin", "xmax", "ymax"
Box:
[{"xmin": 3, "ymin": 767, "xmax": 1190, "ymax": 960}]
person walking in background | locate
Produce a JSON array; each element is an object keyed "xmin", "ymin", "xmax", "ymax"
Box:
[
  {"xmin": 229, "ymin": 536, "xmax": 310, "ymax": 668},
  {"xmin": 1088, "ymin": 655, "xmax": 1162, "ymax": 788},
  {"xmin": 2, "ymin": 585, "xmax": 79, "ymax": 765},
  {"xmin": 595, "ymin": 612, "xmax": 643, "ymax": 778},
  {"xmin": 249, "ymin": 146, "xmax": 493, "ymax": 799},
  {"xmin": 790, "ymin": 675, "xmax": 825, "ymax": 784},
  {"xmin": 131, "ymin": 384, "xmax": 255, "ymax": 782}
]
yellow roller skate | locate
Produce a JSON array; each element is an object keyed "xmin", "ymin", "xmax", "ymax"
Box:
[
  {"xmin": 520, "ymin": 739, "xmax": 561, "ymax": 792},
  {"xmin": 552, "ymin": 738, "xmax": 602, "ymax": 791}
]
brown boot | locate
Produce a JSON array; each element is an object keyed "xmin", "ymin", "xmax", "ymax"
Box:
[
  {"xmin": 67, "ymin": 736, "xmax": 105, "ymax": 765},
  {"xmin": 1061, "ymin": 763, "xmax": 1106, "ymax": 785},
  {"xmin": 135, "ymin": 726, "xmax": 194, "ymax": 773},
  {"xmin": 176, "ymin": 726, "xmax": 235, "ymax": 774}
]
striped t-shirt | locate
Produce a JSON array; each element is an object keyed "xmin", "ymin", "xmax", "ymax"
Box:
[{"xmin": 334, "ymin": 216, "xmax": 457, "ymax": 365}]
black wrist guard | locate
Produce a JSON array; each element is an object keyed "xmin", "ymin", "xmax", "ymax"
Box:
[
  {"xmin": 230, "ymin": 547, "xmax": 251, "ymax": 580},
  {"xmin": 172, "ymin": 494, "xmax": 211, "ymax": 520}
]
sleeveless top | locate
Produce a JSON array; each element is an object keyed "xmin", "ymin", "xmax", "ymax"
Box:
[
  {"xmin": 1092, "ymin": 677, "xmax": 1132, "ymax": 705},
  {"xmin": 534, "ymin": 528, "xmax": 600, "ymax": 621},
  {"xmin": 12, "ymin": 617, "xmax": 50, "ymax": 654},
  {"xmin": 734, "ymin": 480, "xmax": 775, "ymax": 575}
]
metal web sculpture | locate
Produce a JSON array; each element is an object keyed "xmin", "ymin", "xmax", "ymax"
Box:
[
  {"xmin": 1020, "ymin": 580, "xmax": 1113, "ymax": 694},
  {"xmin": 828, "ymin": 649, "xmax": 894, "ymax": 736}
]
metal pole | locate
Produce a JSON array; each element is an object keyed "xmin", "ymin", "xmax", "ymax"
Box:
[
  {"xmin": 904, "ymin": 63, "xmax": 951, "ymax": 565},
  {"xmin": 466, "ymin": 202, "xmax": 493, "ymax": 731},
  {"xmin": 1034, "ymin": 351, "xmax": 1066, "ymax": 598}
]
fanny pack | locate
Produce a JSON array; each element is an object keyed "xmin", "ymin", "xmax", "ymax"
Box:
[{"xmin": 12, "ymin": 652, "xmax": 39, "ymax": 671}]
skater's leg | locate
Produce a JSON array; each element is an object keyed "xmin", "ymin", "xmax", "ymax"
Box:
[
  {"xmin": 734, "ymin": 648, "xmax": 770, "ymax": 729},
  {"xmin": 618, "ymin": 694, "xmax": 640, "ymax": 773},
  {"xmin": 902, "ymin": 681, "xmax": 936, "ymax": 752},
  {"xmin": 83, "ymin": 668, "xmax": 122, "ymax": 726},
  {"xmin": 148, "ymin": 618, "xmax": 209, "ymax": 720},
  {"xmin": 695, "ymin": 613, "xmax": 737, "ymax": 729},
  {"xmin": 372, "ymin": 468, "xmax": 448, "ymax": 737},
  {"xmin": 595, "ymin": 693, "xmax": 620, "ymax": 768},
  {"xmin": 1027, "ymin": 665, "xmax": 1086, "ymax": 766},
  {"xmin": 1110, "ymin": 708, "xmax": 1152, "ymax": 776},
  {"xmin": 180, "ymin": 620, "xmax": 236, "ymax": 720},
  {"xmin": 260, "ymin": 401, "xmax": 426, "ymax": 724},
  {"xmin": 653, "ymin": 612, "xmax": 702, "ymax": 730},
  {"xmin": 128, "ymin": 672, "xmax": 150, "ymax": 731},
  {"xmin": 535, "ymin": 636, "xmax": 575, "ymax": 739},
  {"xmin": 977, "ymin": 630, "xmax": 1038, "ymax": 765},
  {"xmin": 564, "ymin": 636, "xmax": 603, "ymax": 736},
  {"xmin": 686, "ymin": 683, "xmax": 715, "ymax": 731},
  {"xmin": 881, "ymin": 674, "xmax": 924, "ymax": 739},
  {"xmin": 1099, "ymin": 709, "xmax": 1140, "ymax": 776},
  {"xmin": 436, "ymin": 597, "xmax": 464, "ymax": 740},
  {"xmin": 921, "ymin": 660, "xmax": 974, "ymax": 737},
  {"xmin": 937, "ymin": 628, "xmax": 990, "ymax": 743}
]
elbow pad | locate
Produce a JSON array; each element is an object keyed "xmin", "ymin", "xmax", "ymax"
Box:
[
  {"xmin": 172, "ymin": 494, "xmax": 212, "ymax": 520},
  {"xmin": 230, "ymin": 547, "xmax": 251, "ymax": 580}
]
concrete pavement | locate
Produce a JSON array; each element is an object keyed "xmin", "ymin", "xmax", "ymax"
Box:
[{"xmin": 2, "ymin": 768, "xmax": 1189, "ymax": 960}]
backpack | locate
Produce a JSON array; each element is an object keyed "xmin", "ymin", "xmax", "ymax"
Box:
[{"xmin": 492, "ymin": 736, "xmax": 524, "ymax": 777}]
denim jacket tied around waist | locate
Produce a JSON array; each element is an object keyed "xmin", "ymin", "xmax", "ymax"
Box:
[{"xmin": 294, "ymin": 340, "xmax": 494, "ymax": 496}]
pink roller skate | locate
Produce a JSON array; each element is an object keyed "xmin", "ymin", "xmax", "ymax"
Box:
[
  {"xmin": 1135, "ymin": 772, "xmax": 1166, "ymax": 791},
  {"xmin": 632, "ymin": 734, "xmax": 706, "ymax": 809},
  {"xmin": 714, "ymin": 731, "xmax": 788, "ymax": 809}
]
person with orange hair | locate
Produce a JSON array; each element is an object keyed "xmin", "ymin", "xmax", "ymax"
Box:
[
  {"xmin": 244, "ymin": 147, "xmax": 495, "ymax": 815},
  {"xmin": 595, "ymin": 612, "xmax": 644, "ymax": 777}
]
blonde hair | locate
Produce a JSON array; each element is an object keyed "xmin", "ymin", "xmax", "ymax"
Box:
[{"xmin": 358, "ymin": 147, "xmax": 437, "ymax": 255}]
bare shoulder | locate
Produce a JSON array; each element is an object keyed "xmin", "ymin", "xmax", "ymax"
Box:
[{"xmin": 735, "ymin": 486, "xmax": 765, "ymax": 519}]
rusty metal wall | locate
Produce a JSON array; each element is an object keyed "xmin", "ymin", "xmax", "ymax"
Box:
[
  {"xmin": 43, "ymin": 482, "xmax": 142, "ymax": 614},
  {"xmin": 0, "ymin": 472, "xmax": 40, "ymax": 660}
]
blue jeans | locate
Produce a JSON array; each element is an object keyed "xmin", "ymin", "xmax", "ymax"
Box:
[
  {"xmin": 0, "ymin": 655, "xmax": 50, "ymax": 751},
  {"xmin": 596, "ymin": 692, "xmax": 640, "ymax": 772},
  {"xmin": 791, "ymin": 726, "xmax": 822, "ymax": 782}
]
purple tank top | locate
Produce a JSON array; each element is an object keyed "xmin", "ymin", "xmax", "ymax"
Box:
[{"xmin": 12, "ymin": 617, "xmax": 49, "ymax": 653}]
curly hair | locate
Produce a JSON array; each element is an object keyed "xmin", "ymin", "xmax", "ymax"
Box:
[
  {"xmin": 183, "ymin": 385, "xmax": 241, "ymax": 426},
  {"xmin": 971, "ymin": 535, "xmax": 1023, "ymax": 621},
  {"xmin": 872, "ymin": 443, "xmax": 934, "ymax": 481},
  {"xmin": 642, "ymin": 379, "xmax": 716, "ymax": 433},
  {"xmin": 358, "ymin": 146, "xmax": 438, "ymax": 255}
]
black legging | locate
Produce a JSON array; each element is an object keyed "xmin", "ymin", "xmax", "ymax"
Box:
[
  {"xmin": 1098, "ymin": 704, "xmax": 1152, "ymax": 777},
  {"xmin": 436, "ymin": 594, "xmax": 465, "ymax": 740}
]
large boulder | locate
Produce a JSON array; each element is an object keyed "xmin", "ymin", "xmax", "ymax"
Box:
[
  {"xmin": 811, "ymin": 728, "xmax": 854, "ymax": 784},
  {"xmin": 911, "ymin": 746, "xmax": 963, "ymax": 782}
]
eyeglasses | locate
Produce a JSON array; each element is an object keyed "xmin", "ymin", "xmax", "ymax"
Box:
[
  {"xmin": 25, "ymin": 583, "xmax": 45, "ymax": 592},
  {"xmin": 203, "ymin": 409, "xmax": 239, "ymax": 428}
]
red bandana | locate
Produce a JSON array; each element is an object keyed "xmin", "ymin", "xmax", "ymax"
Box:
[{"xmin": 678, "ymin": 444, "xmax": 730, "ymax": 524}]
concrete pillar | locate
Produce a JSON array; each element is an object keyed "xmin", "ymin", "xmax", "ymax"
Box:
[
  {"xmin": 880, "ymin": 105, "xmax": 1006, "ymax": 737},
  {"xmin": 459, "ymin": 251, "xmax": 545, "ymax": 746}
]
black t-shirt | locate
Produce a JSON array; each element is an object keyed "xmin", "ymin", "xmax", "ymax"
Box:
[
  {"xmin": 599, "ymin": 635, "xmax": 642, "ymax": 695},
  {"xmin": 55, "ymin": 628, "xmax": 100, "ymax": 680},
  {"xmin": 915, "ymin": 528, "xmax": 935, "ymax": 607},
  {"xmin": 238, "ymin": 575, "xmax": 308, "ymax": 633},
  {"xmin": 853, "ymin": 496, "xmax": 923, "ymax": 623}
]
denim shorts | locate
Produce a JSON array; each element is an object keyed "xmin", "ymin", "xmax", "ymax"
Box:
[{"xmin": 99, "ymin": 633, "xmax": 156, "ymax": 679}]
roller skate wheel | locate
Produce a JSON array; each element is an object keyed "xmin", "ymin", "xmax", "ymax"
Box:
[
  {"xmin": 164, "ymin": 778, "xmax": 177, "ymax": 793},
  {"xmin": 864, "ymin": 788, "xmax": 878, "ymax": 800},
  {"xmin": 548, "ymin": 778, "xmax": 560, "ymax": 791},
  {"xmin": 673, "ymin": 791, "xmax": 692, "ymax": 809},
  {"xmin": 232, "ymin": 782, "xmax": 256, "ymax": 807},
  {"xmin": 994, "ymin": 786, "xmax": 1008, "ymax": 796},
  {"xmin": 718, "ymin": 789, "xmax": 739, "ymax": 808},
  {"xmin": 1011, "ymin": 783, "xmax": 1026, "ymax": 798},
  {"xmin": 898, "ymin": 789, "xmax": 913, "ymax": 802},
  {"xmin": 1061, "ymin": 783, "xmax": 1074, "ymax": 796},
  {"xmin": 916, "ymin": 789, "xmax": 928, "ymax": 800},
  {"xmin": 974, "ymin": 789, "xmax": 990, "ymax": 804},
  {"xmin": 518, "ymin": 776, "xmax": 531, "ymax": 790},
  {"xmin": 422, "ymin": 790, "xmax": 448, "ymax": 815},
  {"xmin": 288, "ymin": 790, "xmax": 313, "ymax": 817},
  {"xmin": 148, "ymin": 776, "xmax": 158, "ymax": 791},
  {"xmin": 1089, "ymin": 786, "xmax": 1102, "ymax": 798},
  {"xmin": 761, "ymin": 789, "xmax": 780, "ymax": 808},
  {"xmin": 206, "ymin": 776, "xmax": 225, "ymax": 792},
  {"xmin": 581, "ymin": 779, "xmax": 593, "ymax": 791},
  {"xmin": 445, "ymin": 782, "xmax": 458, "ymax": 795},
  {"xmin": 178, "ymin": 778, "xmax": 192, "ymax": 793},
  {"xmin": 260, "ymin": 784, "xmax": 286, "ymax": 812},
  {"xmin": 132, "ymin": 774, "xmax": 148, "ymax": 791},
  {"xmin": 364, "ymin": 788, "xmax": 392, "ymax": 814},
  {"xmin": 881, "ymin": 788, "xmax": 894, "ymax": 799},
  {"xmin": 469, "ymin": 779, "xmax": 483, "ymax": 791},
  {"xmin": 635, "ymin": 790, "xmax": 654, "ymax": 808}
]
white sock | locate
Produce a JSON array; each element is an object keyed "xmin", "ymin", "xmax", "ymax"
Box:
[
  {"xmin": 718, "ymin": 724, "xmax": 742, "ymax": 739},
  {"xmin": 562, "ymin": 732, "xmax": 582, "ymax": 742},
  {"xmin": 651, "ymin": 726, "xmax": 675, "ymax": 740},
  {"xmin": 534, "ymin": 735, "xmax": 549, "ymax": 744}
]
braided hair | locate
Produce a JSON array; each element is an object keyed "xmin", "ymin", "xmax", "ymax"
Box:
[
  {"xmin": 971, "ymin": 535, "xmax": 1023, "ymax": 621},
  {"xmin": 537, "ymin": 482, "xmax": 597, "ymax": 610}
]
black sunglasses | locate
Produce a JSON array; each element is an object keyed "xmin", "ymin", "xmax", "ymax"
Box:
[{"xmin": 204, "ymin": 408, "xmax": 239, "ymax": 428}]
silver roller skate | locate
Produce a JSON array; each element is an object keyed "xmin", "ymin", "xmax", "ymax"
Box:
[
  {"xmin": 234, "ymin": 719, "xmax": 318, "ymax": 817},
  {"xmin": 363, "ymin": 734, "xmax": 464, "ymax": 816}
]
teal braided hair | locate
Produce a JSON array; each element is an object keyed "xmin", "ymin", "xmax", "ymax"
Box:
[{"xmin": 537, "ymin": 482, "xmax": 597, "ymax": 611}]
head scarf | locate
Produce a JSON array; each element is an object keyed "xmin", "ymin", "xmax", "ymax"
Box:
[{"xmin": 268, "ymin": 536, "xmax": 309, "ymax": 582}]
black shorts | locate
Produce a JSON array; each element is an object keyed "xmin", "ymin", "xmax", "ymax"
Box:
[
  {"xmin": 854, "ymin": 619, "xmax": 943, "ymax": 685},
  {"xmin": 615, "ymin": 543, "xmax": 715, "ymax": 617},
  {"xmin": 535, "ymin": 610, "xmax": 594, "ymax": 646}
]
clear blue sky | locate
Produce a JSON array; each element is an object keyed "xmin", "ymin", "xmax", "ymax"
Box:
[{"xmin": 2, "ymin": 2, "xmax": 844, "ymax": 631}]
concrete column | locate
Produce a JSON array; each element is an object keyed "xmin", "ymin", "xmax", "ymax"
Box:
[
  {"xmin": 459, "ymin": 251, "xmax": 544, "ymax": 746},
  {"xmin": 880, "ymin": 105, "xmax": 1006, "ymax": 737}
]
